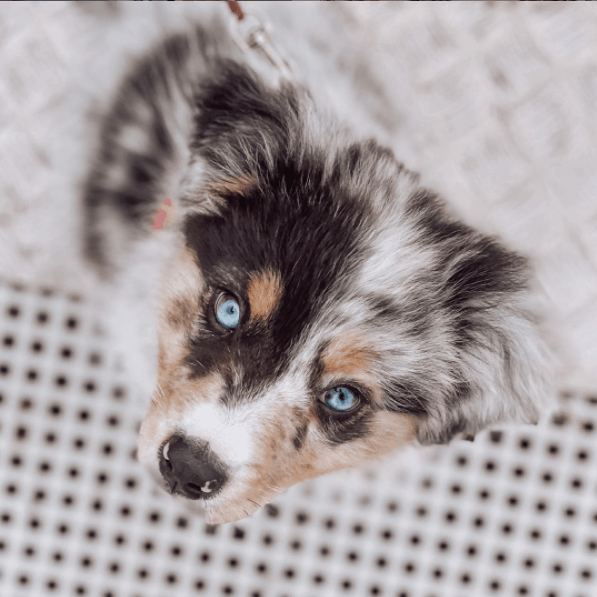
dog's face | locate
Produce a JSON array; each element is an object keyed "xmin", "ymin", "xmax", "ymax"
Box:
[
  {"xmin": 133, "ymin": 62, "xmax": 549, "ymax": 524},
  {"xmin": 138, "ymin": 145, "xmax": 548, "ymax": 524},
  {"xmin": 138, "ymin": 152, "xmax": 424, "ymax": 523}
]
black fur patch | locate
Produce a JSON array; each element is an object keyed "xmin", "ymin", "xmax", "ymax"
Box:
[{"xmin": 183, "ymin": 64, "xmax": 371, "ymax": 404}]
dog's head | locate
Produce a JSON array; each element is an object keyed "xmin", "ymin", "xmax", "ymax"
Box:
[{"xmin": 137, "ymin": 63, "xmax": 550, "ymax": 524}]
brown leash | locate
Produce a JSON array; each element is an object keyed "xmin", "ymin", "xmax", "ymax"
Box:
[{"xmin": 227, "ymin": 1, "xmax": 245, "ymax": 22}]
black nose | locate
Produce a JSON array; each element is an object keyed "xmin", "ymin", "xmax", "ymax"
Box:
[{"xmin": 159, "ymin": 434, "xmax": 228, "ymax": 499}]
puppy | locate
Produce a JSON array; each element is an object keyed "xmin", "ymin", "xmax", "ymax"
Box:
[{"xmin": 83, "ymin": 13, "xmax": 551, "ymax": 524}]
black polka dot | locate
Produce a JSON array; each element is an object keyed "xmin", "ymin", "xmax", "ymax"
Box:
[
  {"xmin": 489, "ymin": 430, "xmax": 503, "ymax": 444},
  {"xmin": 88, "ymin": 352, "xmax": 102, "ymax": 366},
  {"xmin": 580, "ymin": 568, "xmax": 593, "ymax": 580},
  {"xmin": 437, "ymin": 541, "xmax": 450, "ymax": 552},
  {"xmin": 7, "ymin": 305, "xmax": 20, "ymax": 318},
  {"xmin": 295, "ymin": 511, "xmax": 309, "ymax": 524},
  {"xmin": 518, "ymin": 437, "xmax": 532, "ymax": 450},
  {"xmin": 265, "ymin": 504, "xmax": 279, "ymax": 518},
  {"xmin": 54, "ymin": 375, "xmax": 68, "ymax": 388},
  {"xmin": 386, "ymin": 501, "xmax": 399, "ymax": 513},
  {"xmin": 65, "ymin": 316, "xmax": 79, "ymax": 330},
  {"xmin": 60, "ymin": 347, "xmax": 73, "ymax": 359},
  {"xmin": 456, "ymin": 455, "xmax": 468, "ymax": 467},
  {"xmin": 547, "ymin": 444, "xmax": 560, "ymax": 456},
  {"xmin": 84, "ymin": 381, "xmax": 96, "ymax": 393}
]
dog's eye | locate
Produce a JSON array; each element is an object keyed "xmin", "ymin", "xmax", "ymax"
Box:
[
  {"xmin": 324, "ymin": 386, "xmax": 359, "ymax": 412},
  {"xmin": 214, "ymin": 293, "xmax": 241, "ymax": 329}
]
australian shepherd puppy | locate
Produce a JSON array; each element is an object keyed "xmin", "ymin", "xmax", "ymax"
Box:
[{"xmin": 83, "ymin": 12, "xmax": 551, "ymax": 524}]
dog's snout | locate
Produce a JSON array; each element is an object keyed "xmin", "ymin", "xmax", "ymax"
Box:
[{"xmin": 159, "ymin": 434, "xmax": 228, "ymax": 499}]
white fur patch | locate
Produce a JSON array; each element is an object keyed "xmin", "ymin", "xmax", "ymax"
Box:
[{"xmin": 179, "ymin": 402, "xmax": 255, "ymax": 467}]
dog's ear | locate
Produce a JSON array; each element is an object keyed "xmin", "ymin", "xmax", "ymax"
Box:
[
  {"xmin": 358, "ymin": 173, "xmax": 554, "ymax": 446},
  {"xmin": 408, "ymin": 199, "xmax": 553, "ymax": 445},
  {"xmin": 415, "ymin": 300, "xmax": 552, "ymax": 446}
]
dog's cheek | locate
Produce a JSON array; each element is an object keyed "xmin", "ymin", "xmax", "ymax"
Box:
[
  {"xmin": 138, "ymin": 245, "xmax": 210, "ymax": 466},
  {"xmin": 352, "ymin": 411, "xmax": 420, "ymax": 459},
  {"xmin": 274, "ymin": 410, "xmax": 418, "ymax": 482},
  {"xmin": 212, "ymin": 409, "xmax": 419, "ymax": 524},
  {"xmin": 197, "ymin": 406, "xmax": 306, "ymax": 524},
  {"xmin": 287, "ymin": 411, "xmax": 419, "ymax": 480}
]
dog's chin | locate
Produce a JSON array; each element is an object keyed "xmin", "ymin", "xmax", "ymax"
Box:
[
  {"xmin": 200, "ymin": 499, "xmax": 262, "ymax": 525},
  {"xmin": 169, "ymin": 491, "xmax": 266, "ymax": 524}
]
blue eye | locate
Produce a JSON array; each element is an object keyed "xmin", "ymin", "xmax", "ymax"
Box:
[
  {"xmin": 324, "ymin": 386, "xmax": 357, "ymax": 412},
  {"xmin": 215, "ymin": 294, "xmax": 241, "ymax": 329}
]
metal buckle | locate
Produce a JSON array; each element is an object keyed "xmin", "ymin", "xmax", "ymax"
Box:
[{"xmin": 230, "ymin": 10, "xmax": 293, "ymax": 81}]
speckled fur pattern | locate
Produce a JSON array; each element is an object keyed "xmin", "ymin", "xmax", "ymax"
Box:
[{"xmin": 84, "ymin": 13, "xmax": 553, "ymax": 524}]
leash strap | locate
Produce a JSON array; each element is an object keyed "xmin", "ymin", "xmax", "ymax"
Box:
[{"xmin": 227, "ymin": 1, "xmax": 244, "ymax": 21}]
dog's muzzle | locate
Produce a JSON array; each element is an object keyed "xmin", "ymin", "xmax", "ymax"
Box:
[{"xmin": 159, "ymin": 434, "xmax": 228, "ymax": 499}]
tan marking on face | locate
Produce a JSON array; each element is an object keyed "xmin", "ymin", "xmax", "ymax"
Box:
[
  {"xmin": 166, "ymin": 296, "xmax": 196, "ymax": 330},
  {"xmin": 323, "ymin": 334, "xmax": 372, "ymax": 376},
  {"xmin": 247, "ymin": 270, "xmax": 282, "ymax": 321},
  {"xmin": 322, "ymin": 334, "xmax": 383, "ymax": 403}
]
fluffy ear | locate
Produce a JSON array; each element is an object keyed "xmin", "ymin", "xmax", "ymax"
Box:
[
  {"xmin": 364, "ymin": 185, "xmax": 554, "ymax": 447},
  {"xmin": 415, "ymin": 298, "xmax": 552, "ymax": 446},
  {"xmin": 410, "ymin": 204, "xmax": 553, "ymax": 445}
]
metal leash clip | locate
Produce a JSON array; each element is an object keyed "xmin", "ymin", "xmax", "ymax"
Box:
[{"xmin": 227, "ymin": 1, "xmax": 293, "ymax": 81}]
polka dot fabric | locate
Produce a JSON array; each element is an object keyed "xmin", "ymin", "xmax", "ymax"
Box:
[{"xmin": 1, "ymin": 281, "xmax": 597, "ymax": 597}]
